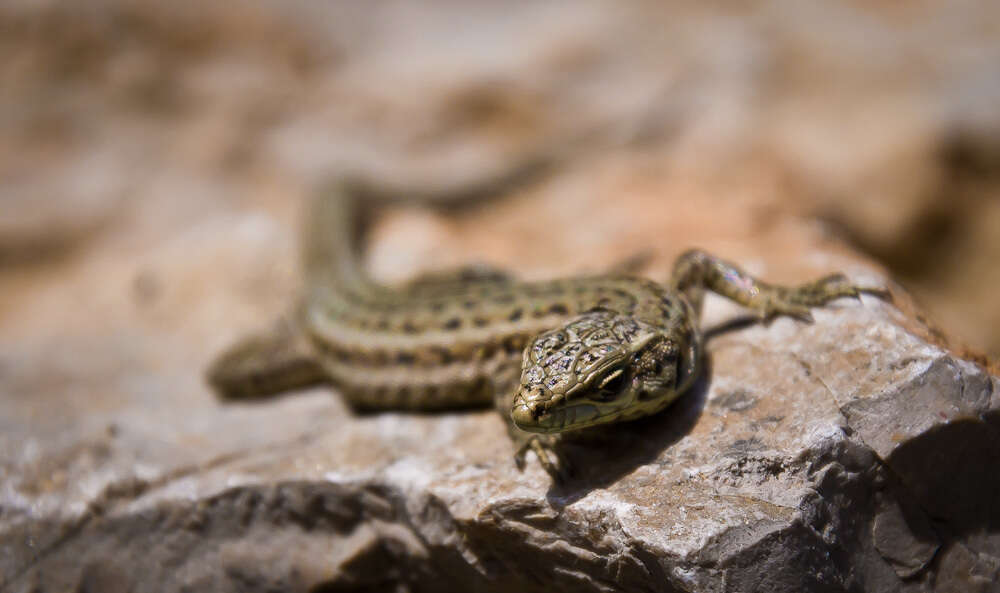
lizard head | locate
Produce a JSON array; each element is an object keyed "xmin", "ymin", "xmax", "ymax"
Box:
[{"xmin": 511, "ymin": 310, "xmax": 682, "ymax": 434}]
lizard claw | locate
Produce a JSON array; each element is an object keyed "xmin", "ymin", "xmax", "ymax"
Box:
[
  {"xmin": 860, "ymin": 286, "xmax": 893, "ymax": 302},
  {"xmin": 784, "ymin": 306, "xmax": 815, "ymax": 323},
  {"xmin": 811, "ymin": 276, "xmax": 894, "ymax": 305},
  {"xmin": 514, "ymin": 447, "xmax": 528, "ymax": 471},
  {"xmin": 756, "ymin": 304, "xmax": 814, "ymax": 324}
]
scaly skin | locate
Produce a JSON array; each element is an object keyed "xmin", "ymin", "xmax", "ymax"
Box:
[{"xmin": 207, "ymin": 179, "xmax": 889, "ymax": 480}]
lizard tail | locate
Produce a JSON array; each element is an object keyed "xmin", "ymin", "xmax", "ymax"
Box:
[
  {"xmin": 304, "ymin": 158, "xmax": 554, "ymax": 301},
  {"xmin": 302, "ymin": 177, "xmax": 377, "ymax": 299}
]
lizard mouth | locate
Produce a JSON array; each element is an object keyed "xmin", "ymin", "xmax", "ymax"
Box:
[{"xmin": 511, "ymin": 402, "xmax": 601, "ymax": 434}]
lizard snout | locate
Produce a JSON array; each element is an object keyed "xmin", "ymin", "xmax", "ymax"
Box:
[
  {"xmin": 511, "ymin": 403, "xmax": 536, "ymax": 428},
  {"xmin": 511, "ymin": 384, "xmax": 550, "ymax": 428}
]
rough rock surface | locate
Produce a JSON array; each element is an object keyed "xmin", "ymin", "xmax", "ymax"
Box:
[
  {"xmin": 3, "ymin": 2, "xmax": 1000, "ymax": 592},
  {"xmin": 4, "ymin": 169, "xmax": 999, "ymax": 592}
]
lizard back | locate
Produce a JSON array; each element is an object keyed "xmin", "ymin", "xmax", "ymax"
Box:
[{"xmin": 301, "ymin": 183, "xmax": 696, "ymax": 411}]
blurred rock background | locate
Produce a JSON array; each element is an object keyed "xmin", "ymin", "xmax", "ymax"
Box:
[
  {"xmin": 1, "ymin": 0, "xmax": 998, "ymax": 358},
  {"xmin": 4, "ymin": 3, "xmax": 1000, "ymax": 590}
]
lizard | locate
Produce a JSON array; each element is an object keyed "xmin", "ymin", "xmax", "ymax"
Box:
[{"xmin": 206, "ymin": 176, "xmax": 888, "ymax": 480}]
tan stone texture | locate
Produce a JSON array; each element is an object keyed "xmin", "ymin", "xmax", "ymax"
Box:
[{"xmin": 3, "ymin": 2, "xmax": 1000, "ymax": 591}]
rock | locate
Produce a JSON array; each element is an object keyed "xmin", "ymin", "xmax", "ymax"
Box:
[
  {"xmin": 872, "ymin": 495, "xmax": 939, "ymax": 579},
  {"xmin": 3, "ymin": 2, "xmax": 1000, "ymax": 592},
  {"xmin": 3, "ymin": 160, "xmax": 998, "ymax": 592}
]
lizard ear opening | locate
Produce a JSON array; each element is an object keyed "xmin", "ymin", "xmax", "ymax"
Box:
[{"xmin": 636, "ymin": 356, "xmax": 681, "ymax": 401}]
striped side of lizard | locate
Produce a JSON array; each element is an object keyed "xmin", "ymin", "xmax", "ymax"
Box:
[{"xmin": 207, "ymin": 176, "xmax": 887, "ymax": 479}]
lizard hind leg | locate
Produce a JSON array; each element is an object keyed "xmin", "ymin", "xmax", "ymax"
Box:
[{"xmin": 206, "ymin": 316, "xmax": 328, "ymax": 399}]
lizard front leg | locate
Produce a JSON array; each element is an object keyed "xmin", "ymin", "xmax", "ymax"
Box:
[
  {"xmin": 491, "ymin": 363, "xmax": 570, "ymax": 481},
  {"xmin": 670, "ymin": 249, "xmax": 890, "ymax": 321}
]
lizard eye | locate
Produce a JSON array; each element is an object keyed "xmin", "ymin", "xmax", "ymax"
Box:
[{"xmin": 596, "ymin": 368, "xmax": 626, "ymax": 399}]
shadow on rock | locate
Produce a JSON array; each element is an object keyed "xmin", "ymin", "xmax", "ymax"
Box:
[
  {"xmin": 542, "ymin": 314, "xmax": 779, "ymax": 504},
  {"xmin": 887, "ymin": 410, "xmax": 1000, "ymax": 535},
  {"xmin": 544, "ymin": 356, "xmax": 710, "ymax": 505},
  {"xmin": 703, "ymin": 314, "xmax": 769, "ymax": 341}
]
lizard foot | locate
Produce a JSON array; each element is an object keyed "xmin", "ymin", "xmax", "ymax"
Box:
[
  {"xmin": 757, "ymin": 274, "xmax": 892, "ymax": 324},
  {"xmin": 514, "ymin": 434, "xmax": 572, "ymax": 483}
]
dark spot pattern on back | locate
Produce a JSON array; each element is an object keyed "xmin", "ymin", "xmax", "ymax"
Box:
[
  {"xmin": 477, "ymin": 342, "xmax": 497, "ymax": 360},
  {"xmin": 430, "ymin": 346, "xmax": 453, "ymax": 364},
  {"xmin": 503, "ymin": 335, "xmax": 526, "ymax": 354}
]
